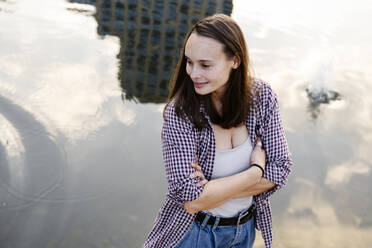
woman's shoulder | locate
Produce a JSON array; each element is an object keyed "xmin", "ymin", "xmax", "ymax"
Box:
[
  {"xmin": 252, "ymin": 78, "xmax": 275, "ymax": 96},
  {"xmin": 163, "ymin": 99, "xmax": 182, "ymax": 122},
  {"xmin": 163, "ymin": 99, "xmax": 194, "ymax": 133},
  {"xmin": 251, "ymin": 78, "xmax": 277, "ymax": 107}
]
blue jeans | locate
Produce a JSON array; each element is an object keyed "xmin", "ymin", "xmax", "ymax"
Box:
[{"xmin": 175, "ymin": 207, "xmax": 256, "ymax": 248}]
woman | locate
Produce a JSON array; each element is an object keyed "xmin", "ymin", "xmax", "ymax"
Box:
[{"xmin": 145, "ymin": 14, "xmax": 292, "ymax": 248}]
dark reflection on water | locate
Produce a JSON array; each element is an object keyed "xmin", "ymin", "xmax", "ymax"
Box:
[
  {"xmin": 69, "ymin": 0, "xmax": 232, "ymax": 103},
  {"xmin": 0, "ymin": 95, "xmax": 65, "ymax": 209}
]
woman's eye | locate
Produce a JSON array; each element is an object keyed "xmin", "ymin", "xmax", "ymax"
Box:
[
  {"xmin": 202, "ymin": 64, "xmax": 210, "ymax": 68},
  {"xmin": 186, "ymin": 60, "xmax": 192, "ymax": 65}
]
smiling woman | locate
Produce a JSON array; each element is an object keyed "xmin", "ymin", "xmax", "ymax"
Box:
[
  {"xmin": 185, "ymin": 34, "xmax": 237, "ymax": 98},
  {"xmin": 144, "ymin": 14, "xmax": 292, "ymax": 248}
]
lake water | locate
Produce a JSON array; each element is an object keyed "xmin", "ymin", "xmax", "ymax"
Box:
[{"xmin": 0, "ymin": 0, "xmax": 371, "ymax": 247}]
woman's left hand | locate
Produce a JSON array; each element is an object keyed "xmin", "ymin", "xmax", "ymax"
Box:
[{"xmin": 190, "ymin": 156, "xmax": 208, "ymax": 187}]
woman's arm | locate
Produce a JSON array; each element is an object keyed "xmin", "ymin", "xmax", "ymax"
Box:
[
  {"xmin": 184, "ymin": 170, "xmax": 276, "ymax": 214},
  {"xmin": 231, "ymin": 178, "xmax": 276, "ymax": 198},
  {"xmin": 184, "ymin": 166, "xmax": 263, "ymax": 214},
  {"xmin": 184, "ymin": 138, "xmax": 266, "ymax": 214},
  {"xmin": 256, "ymin": 81, "xmax": 292, "ymax": 198}
]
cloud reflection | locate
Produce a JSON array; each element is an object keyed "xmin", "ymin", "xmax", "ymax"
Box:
[
  {"xmin": 29, "ymin": 63, "xmax": 123, "ymax": 141},
  {"xmin": 325, "ymin": 161, "xmax": 370, "ymax": 187},
  {"xmin": 270, "ymin": 177, "xmax": 372, "ymax": 247},
  {"xmin": 115, "ymin": 103, "xmax": 136, "ymax": 126}
]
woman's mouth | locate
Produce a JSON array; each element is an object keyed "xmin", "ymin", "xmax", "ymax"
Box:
[{"xmin": 194, "ymin": 82, "xmax": 208, "ymax": 88}]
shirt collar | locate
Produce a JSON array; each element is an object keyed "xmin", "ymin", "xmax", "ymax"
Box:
[{"xmin": 199, "ymin": 102, "xmax": 213, "ymax": 128}]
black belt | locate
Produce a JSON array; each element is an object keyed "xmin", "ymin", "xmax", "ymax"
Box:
[{"xmin": 195, "ymin": 204, "xmax": 256, "ymax": 226}]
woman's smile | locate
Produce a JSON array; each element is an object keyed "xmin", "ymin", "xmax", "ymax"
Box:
[{"xmin": 193, "ymin": 82, "xmax": 208, "ymax": 88}]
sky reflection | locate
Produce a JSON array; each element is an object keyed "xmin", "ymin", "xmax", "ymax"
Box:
[
  {"xmin": 232, "ymin": 0, "xmax": 372, "ymax": 246},
  {"xmin": 0, "ymin": 0, "xmax": 125, "ymax": 142},
  {"xmin": 0, "ymin": 0, "xmax": 372, "ymax": 247}
]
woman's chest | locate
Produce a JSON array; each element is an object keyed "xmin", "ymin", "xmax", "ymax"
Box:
[
  {"xmin": 211, "ymin": 123, "xmax": 249, "ymax": 150},
  {"xmin": 196, "ymin": 111, "xmax": 258, "ymax": 179}
]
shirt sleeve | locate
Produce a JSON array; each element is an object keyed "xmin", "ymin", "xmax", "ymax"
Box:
[
  {"xmin": 257, "ymin": 82, "xmax": 292, "ymax": 199},
  {"xmin": 161, "ymin": 104, "xmax": 204, "ymax": 206}
]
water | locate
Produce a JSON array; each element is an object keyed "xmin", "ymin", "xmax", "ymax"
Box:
[{"xmin": 0, "ymin": 0, "xmax": 371, "ymax": 247}]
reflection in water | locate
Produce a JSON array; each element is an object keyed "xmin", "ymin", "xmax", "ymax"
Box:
[
  {"xmin": 306, "ymin": 94, "xmax": 341, "ymax": 120},
  {"xmin": 1, "ymin": 0, "xmax": 372, "ymax": 247},
  {"xmin": 0, "ymin": 93, "xmax": 120, "ymax": 212},
  {"xmin": 0, "ymin": 113, "xmax": 25, "ymax": 204},
  {"xmin": 0, "ymin": 94, "xmax": 65, "ymax": 210},
  {"xmin": 280, "ymin": 178, "xmax": 372, "ymax": 248},
  {"xmin": 325, "ymin": 160, "xmax": 370, "ymax": 187},
  {"xmin": 68, "ymin": 0, "xmax": 233, "ymax": 103},
  {"xmin": 305, "ymin": 57, "xmax": 341, "ymax": 119}
]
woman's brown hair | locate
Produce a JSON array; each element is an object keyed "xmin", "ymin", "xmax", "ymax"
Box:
[{"xmin": 164, "ymin": 14, "xmax": 254, "ymax": 129}]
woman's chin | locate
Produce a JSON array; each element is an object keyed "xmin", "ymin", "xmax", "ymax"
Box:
[{"xmin": 194, "ymin": 88, "xmax": 210, "ymax": 95}]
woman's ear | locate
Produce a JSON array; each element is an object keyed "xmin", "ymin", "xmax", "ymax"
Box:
[{"xmin": 232, "ymin": 55, "xmax": 241, "ymax": 69}]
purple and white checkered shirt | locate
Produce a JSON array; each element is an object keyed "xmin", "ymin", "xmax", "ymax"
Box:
[{"xmin": 145, "ymin": 79, "xmax": 292, "ymax": 248}]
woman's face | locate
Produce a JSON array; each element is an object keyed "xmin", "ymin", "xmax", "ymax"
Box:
[{"xmin": 185, "ymin": 33, "xmax": 238, "ymax": 100}]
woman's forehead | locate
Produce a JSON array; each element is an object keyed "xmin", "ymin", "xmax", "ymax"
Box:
[{"xmin": 185, "ymin": 33, "xmax": 226, "ymax": 61}]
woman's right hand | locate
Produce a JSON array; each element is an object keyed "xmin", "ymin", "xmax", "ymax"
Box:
[
  {"xmin": 250, "ymin": 138, "xmax": 266, "ymax": 171},
  {"xmin": 190, "ymin": 155, "xmax": 208, "ymax": 187}
]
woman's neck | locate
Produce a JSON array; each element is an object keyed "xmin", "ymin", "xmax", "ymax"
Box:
[{"xmin": 211, "ymin": 96, "xmax": 223, "ymax": 116}]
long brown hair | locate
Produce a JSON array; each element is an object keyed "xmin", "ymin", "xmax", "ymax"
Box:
[{"xmin": 164, "ymin": 14, "xmax": 255, "ymax": 129}]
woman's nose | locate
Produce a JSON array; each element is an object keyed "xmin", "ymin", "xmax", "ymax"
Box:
[{"xmin": 190, "ymin": 66, "xmax": 202, "ymax": 81}]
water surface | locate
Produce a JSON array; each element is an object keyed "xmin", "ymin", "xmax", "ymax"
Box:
[{"xmin": 0, "ymin": 0, "xmax": 371, "ymax": 247}]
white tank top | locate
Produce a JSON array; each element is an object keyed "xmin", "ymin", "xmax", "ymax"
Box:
[{"xmin": 205, "ymin": 137, "xmax": 253, "ymax": 217}]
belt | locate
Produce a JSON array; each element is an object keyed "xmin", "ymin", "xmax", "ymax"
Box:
[{"xmin": 195, "ymin": 204, "xmax": 256, "ymax": 226}]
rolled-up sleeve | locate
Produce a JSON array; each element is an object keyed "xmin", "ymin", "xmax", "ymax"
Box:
[
  {"xmin": 161, "ymin": 104, "xmax": 204, "ymax": 205},
  {"xmin": 257, "ymin": 83, "xmax": 292, "ymax": 198}
]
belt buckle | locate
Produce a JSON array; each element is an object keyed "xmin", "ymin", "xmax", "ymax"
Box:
[{"xmin": 237, "ymin": 208, "xmax": 250, "ymax": 226}]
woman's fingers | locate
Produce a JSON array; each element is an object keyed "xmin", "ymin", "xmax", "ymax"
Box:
[
  {"xmin": 190, "ymin": 158, "xmax": 207, "ymax": 186},
  {"xmin": 196, "ymin": 179, "xmax": 208, "ymax": 187},
  {"xmin": 190, "ymin": 171, "xmax": 205, "ymax": 180},
  {"xmin": 255, "ymin": 138, "xmax": 263, "ymax": 149},
  {"xmin": 191, "ymin": 162, "xmax": 202, "ymax": 171}
]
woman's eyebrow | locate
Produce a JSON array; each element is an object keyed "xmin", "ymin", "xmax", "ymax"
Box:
[{"xmin": 184, "ymin": 55, "xmax": 213, "ymax": 62}]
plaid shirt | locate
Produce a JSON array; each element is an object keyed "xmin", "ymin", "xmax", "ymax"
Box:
[{"xmin": 145, "ymin": 79, "xmax": 292, "ymax": 248}]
